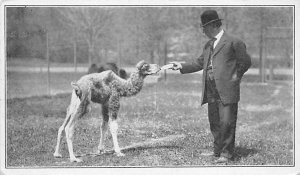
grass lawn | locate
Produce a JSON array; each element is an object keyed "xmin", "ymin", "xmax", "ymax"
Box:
[
  {"xmin": 6, "ymin": 73, "xmax": 294, "ymax": 167},
  {"xmin": 7, "ymin": 72, "xmax": 85, "ymax": 99}
]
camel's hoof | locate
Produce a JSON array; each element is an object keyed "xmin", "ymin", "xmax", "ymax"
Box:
[
  {"xmin": 115, "ymin": 152, "xmax": 125, "ymax": 157},
  {"xmin": 70, "ymin": 157, "xmax": 83, "ymax": 162},
  {"xmin": 53, "ymin": 152, "xmax": 62, "ymax": 158},
  {"xmin": 96, "ymin": 149, "xmax": 106, "ymax": 155}
]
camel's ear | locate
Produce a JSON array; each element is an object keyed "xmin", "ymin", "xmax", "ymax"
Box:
[{"xmin": 136, "ymin": 60, "xmax": 146, "ymax": 70}]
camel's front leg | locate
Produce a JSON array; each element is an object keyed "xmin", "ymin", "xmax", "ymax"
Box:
[
  {"xmin": 109, "ymin": 118, "xmax": 124, "ymax": 157},
  {"xmin": 97, "ymin": 104, "xmax": 109, "ymax": 154},
  {"xmin": 108, "ymin": 95, "xmax": 124, "ymax": 157}
]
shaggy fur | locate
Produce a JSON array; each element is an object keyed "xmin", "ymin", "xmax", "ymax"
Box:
[{"xmin": 53, "ymin": 60, "xmax": 160, "ymax": 162}]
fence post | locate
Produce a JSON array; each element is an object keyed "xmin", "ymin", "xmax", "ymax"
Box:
[
  {"xmin": 261, "ymin": 30, "xmax": 267, "ymax": 83},
  {"xmin": 73, "ymin": 40, "xmax": 77, "ymax": 72},
  {"xmin": 46, "ymin": 31, "xmax": 50, "ymax": 95},
  {"xmin": 269, "ymin": 64, "xmax": 274, "ymax": 81},
  {"xmin": 163, "ymin": 41, "xmax": 168, "ymax": 81}
]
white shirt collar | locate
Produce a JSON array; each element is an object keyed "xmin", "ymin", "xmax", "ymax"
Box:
[{"xmin": 213, "ymin": 29, "xmax": 224, "ymax": 48}]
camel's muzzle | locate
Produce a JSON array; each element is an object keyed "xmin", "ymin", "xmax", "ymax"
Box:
[{"xmin": 147, "ymin": 64, "xmax": 161, "ymax": 75}]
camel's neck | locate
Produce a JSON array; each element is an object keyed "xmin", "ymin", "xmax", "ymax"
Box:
[{"xmin": 120, "ymin": 70, "xmax": 145, "ymax": 97}]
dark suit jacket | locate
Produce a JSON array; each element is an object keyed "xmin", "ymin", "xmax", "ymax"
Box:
[{"xmin": 180, "ymin": 32, "xmax": 251, "ymax": 105}]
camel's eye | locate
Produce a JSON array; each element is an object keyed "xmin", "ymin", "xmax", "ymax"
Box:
[{"xmin": 142, "ymin": 64, "xmax": 149, "ymax": 70}]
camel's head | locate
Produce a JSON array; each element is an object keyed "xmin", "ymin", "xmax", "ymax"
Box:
[{"xmin": 136, "ymin": 60, "xmax": 160, "ymax": 76}]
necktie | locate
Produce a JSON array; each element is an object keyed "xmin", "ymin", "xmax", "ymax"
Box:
[{"xmin": 208, "ymin": 38, "xmax": 216, "ymax": 69}]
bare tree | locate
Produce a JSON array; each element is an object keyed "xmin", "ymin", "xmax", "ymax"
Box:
[
  {"xmin": 56, "ymin": 7, "xmax": 112, "ymax": 65},
  {"xmin": 244, "ymin": 7, "xmax": 293, "ymax": 81}
]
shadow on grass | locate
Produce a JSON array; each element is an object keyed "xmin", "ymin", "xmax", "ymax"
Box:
[
  {"xmin": 123, "ymin": 145, "xmax": 182, "ymax": 153},
  {"xmin": 234, "ymin": 146, "xmax": 258, "ymax": 160},
  {"xmin": 82, "ymin": 145, "xmax": 182, "ymax": 158}
]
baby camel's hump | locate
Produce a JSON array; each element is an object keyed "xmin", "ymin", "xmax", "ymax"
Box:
[{"xmin": 77, "ymin": 70, "xmax": 116, "ymax": 104}]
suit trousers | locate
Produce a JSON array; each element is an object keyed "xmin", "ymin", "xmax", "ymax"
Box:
[{"xmin": 206, "ymin": 72, "xmax": 238, "ymax": 159}]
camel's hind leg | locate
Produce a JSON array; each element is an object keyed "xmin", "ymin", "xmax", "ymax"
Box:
[
  {"xmin": 97, "ymin": 104, "xmax": 109, "ymax": 154},
  {"xmin": 54, "ymin": 90, "xmax": 88, "ymax": 162},
  {"xmin": 53, "ymin": 107, "xmax": 71, "ymax": 158},
  {"xmin": 66, "ymin": 90, "xmax": 90, "ymax": 162},
  {"xmin": 64, "ymin": 114, "xmax": 82, "ymax": 162}
]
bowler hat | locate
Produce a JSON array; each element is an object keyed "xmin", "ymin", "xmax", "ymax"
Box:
[{"xmin": 201, "ymin": 10, "xmax": 223, "ymax": 27}]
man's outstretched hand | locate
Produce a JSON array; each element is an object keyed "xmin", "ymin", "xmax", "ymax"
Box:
[{"xmin": 160, "ymin": 62, "xmax": 182, "ymax": 71}]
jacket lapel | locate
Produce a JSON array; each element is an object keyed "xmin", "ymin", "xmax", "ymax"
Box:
[{"xmin": 212, "ymin": 33, "xmax": 228, "ymax": 57}]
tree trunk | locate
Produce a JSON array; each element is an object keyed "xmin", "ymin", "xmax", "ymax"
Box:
[
  {"xmin": 46, "ymin": 31, "xmax": 50, "ymax": 95},
  {"xmin": 105, "ymin": 48, "xmax": 108, "ymax": 63},
  {"xmin": 73, "ymin": 40, "xmax": 77, "ymax": 72},
  {"xmin": 259, "ymin": 27, "xmax": 264, "ymax": 82},
  {"xmin": 268, "ymin": 64, "xmax": 274, "ymax": 81},
  {"xmin": 259, "ymin": 9, "xmax": 265, "ymax": 83},
  {"xmin": 223, "ymin": 8, "xmax": 228, "ymax": 30},
  {"xmin": 135, "ymin": 37, "xmax": 140, "ymax": 60},
  {"xmin": 163, "ymin": 41, "xmax": 168, "ymax": 81},
  {"xmin": 88, "ymin": 42, "xmax": 94, "ymax": 65},
  {"xmin": 150, "ymin": 49, "xmax": 155, "ymax": 64},
  {"xmin": 118, "ymin": 37, "xmax": 122, "ymax": 67},
  {"xmin": 87, "ymin": 28, "xmax": 95, "ymax": 65}
]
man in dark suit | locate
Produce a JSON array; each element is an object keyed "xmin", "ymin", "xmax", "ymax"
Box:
[{"xmin": 170, "ymin": 10, "xmax": 251, "ymax": 163}]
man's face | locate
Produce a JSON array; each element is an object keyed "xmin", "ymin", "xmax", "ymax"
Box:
[{"xmin": 202, "ymin": 23, "xmax": 215, "ymax": 39}]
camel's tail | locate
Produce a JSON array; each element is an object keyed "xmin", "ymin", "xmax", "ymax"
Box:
[
  {"xmin": 70, "ymin": 82, "xmax": 91, "ymax": 119},
  {"xmin": 71, "ymin": 82, "xmax": 82, "ymax": 100}
]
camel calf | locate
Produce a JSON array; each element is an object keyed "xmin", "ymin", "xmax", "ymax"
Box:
[{"xmin": 53, "ymin": 60, "xmax": 160, "ymax": 162}]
